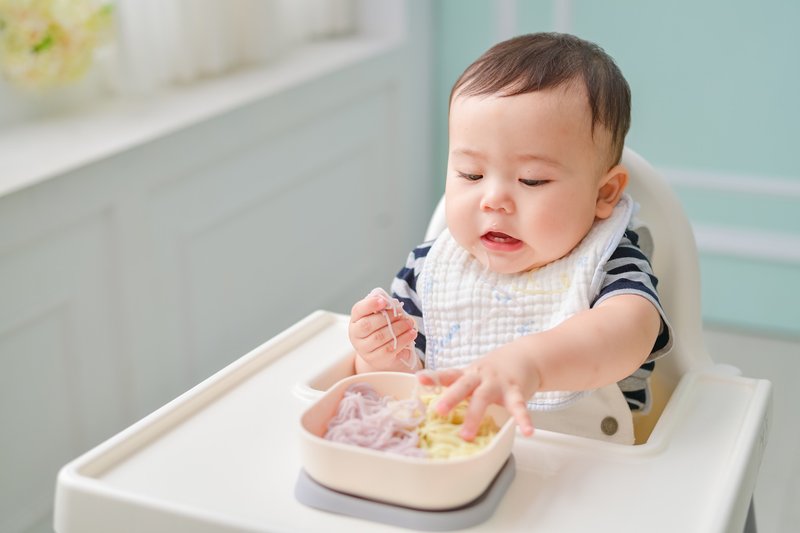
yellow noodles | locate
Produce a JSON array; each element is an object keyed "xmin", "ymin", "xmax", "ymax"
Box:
[{"xmin": 417, "ymin": 393, "xmax": 500, "ymax": 459}]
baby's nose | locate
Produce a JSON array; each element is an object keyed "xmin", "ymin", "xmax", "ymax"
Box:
[{"xmin": 479, "ymin": 183, "xmax": 514, "ymax": 213}]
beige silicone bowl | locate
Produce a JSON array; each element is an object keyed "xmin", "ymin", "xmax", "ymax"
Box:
[{"xmin": 298, "ymin": 372, "xmax": 515, "ymax": 510}]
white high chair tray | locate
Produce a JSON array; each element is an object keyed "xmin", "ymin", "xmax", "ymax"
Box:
[{"xmin": 55, "ymin": 311, "xmax": 771, "ymax": 533}]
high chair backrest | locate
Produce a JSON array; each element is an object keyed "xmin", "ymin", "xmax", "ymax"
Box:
[{"xmin": 423, "ymin": 147, "xmax": 713, "ymax": 436}]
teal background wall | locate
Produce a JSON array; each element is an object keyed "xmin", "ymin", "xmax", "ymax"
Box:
[{"xmin": 432, "ymin": 0, "xmax": 800, "ymax": 337}]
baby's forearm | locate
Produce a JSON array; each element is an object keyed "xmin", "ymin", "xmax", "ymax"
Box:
[{"xmin": 506, "ymin": 294, "xmax": 661, "ymax": 392}]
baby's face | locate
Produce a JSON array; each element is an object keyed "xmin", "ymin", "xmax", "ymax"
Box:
[{"xmin": 445, "ymin": 84, "xmax": 613, "ymax": 274}]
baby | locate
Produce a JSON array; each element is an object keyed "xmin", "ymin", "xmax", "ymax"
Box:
[{"xmin": 348, "ymin": 33, "xmax": 672, "ymax": 441}]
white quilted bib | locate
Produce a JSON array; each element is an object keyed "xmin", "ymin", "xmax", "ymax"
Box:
[{"xmin": 419, "ymin": 194, "xmax": 634, "ymax": 411}]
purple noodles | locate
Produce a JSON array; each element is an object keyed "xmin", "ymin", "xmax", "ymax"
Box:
[{"xmin": 324, "ymin": 382, "xmax": 427, "ymax": 457}]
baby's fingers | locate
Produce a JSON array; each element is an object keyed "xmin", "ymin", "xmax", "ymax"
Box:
[
  {"xmin": 504, "ymin": 388, "xmax": 534, "ymax": 437},
  {"xmin": 434, "ymin": 373, "xmax": 480, "ymax": 417},
  {"xmin": 350, "ymin": 294, "xmax": 388, "ymax": 323},
  {"xmin": 459, "ymin": 390, "xmax": 492, "ymax": 441}
]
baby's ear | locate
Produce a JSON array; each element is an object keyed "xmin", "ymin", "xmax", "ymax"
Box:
[{"xmin": 595, "ymin": 165, "xmax": 628, "ymax": 219}]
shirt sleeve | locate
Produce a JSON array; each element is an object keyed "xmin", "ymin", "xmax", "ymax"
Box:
[
  {"xmin": 592, "ymin": 228, "xmax": 674, "ymax": 411},
  {"xmin": 593, "ymin": 228, "xmax": 673, "ymax": 360}
]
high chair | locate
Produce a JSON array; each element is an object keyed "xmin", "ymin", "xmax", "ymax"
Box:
[{"xmin": 54, "ymin": 148, "xmax": 771, "ymax": 532}]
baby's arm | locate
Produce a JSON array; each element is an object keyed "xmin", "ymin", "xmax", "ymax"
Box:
[
  {"xmin": 349, "ymin": 289, "xmax": 420, "ymax": 374},
  {"xmin": 424, "ymin": 294, "xmax": 661, "ymax": 439}
]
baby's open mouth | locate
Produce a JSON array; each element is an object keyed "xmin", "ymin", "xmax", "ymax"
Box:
[
  {"xmin": 482, "ymin": 231, "xmax": 520, "ymax": 244},
  {"xmin": 483, "ymin": 231, "xmax": 519, "ymax": 243}
]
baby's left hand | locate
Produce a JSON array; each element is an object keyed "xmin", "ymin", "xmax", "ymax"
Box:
[{"xmin": 417, "ymin": 348, "xmax": 539, "ymax": 440}]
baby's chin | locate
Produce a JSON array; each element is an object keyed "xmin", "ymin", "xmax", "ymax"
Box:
[{"xmin": 471, "ymin": 251, "xmax": 539, "ymax": 275}]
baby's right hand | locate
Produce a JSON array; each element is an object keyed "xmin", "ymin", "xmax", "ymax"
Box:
[{"xmin": 349, "ymin": 293, "xmax": 418, "ymax": 373}]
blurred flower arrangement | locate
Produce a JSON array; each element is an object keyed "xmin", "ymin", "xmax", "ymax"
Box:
[{"xmin": 0, "ymin": 0, "xmax": 113, "ymax": 90}]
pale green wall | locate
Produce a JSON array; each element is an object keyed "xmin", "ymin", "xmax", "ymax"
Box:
[
  {"xmin": 433, "ymin": 0, "xmax": 496, "ymax": 190},
  {"xmin": 570, "ymin": 0, "xmax": 800, "ymax": 179},
  {"xmin": 432, "ymin": 0, "xmax": 800, "ymax": 337}
]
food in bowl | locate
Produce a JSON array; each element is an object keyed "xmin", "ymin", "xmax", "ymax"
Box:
[{"xmin": 324, "ymin": 382, "xmax": 499, "ymax": 459}]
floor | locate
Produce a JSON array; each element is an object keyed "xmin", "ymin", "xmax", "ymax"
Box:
[{"xmin": 704, "ymin": 327, "xmax": 800, "ymax": 533}]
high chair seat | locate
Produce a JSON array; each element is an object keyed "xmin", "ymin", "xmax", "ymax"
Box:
[{"xmin": 54, "ymin": 148, "xmax": 771, "ymax": 533}]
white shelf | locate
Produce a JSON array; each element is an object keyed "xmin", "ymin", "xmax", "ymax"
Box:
[{"xmin": 0, "ymin": 37, "xmax": 397, "ymax": 200}]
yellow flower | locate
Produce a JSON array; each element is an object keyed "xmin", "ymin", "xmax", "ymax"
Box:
[{"xmin": 0, "ymin": 0, "xmax": 113, "ymax": 89}]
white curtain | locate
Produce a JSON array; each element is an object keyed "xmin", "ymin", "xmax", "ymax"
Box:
[
  {"xmin": 110, "ymin": 0, "xmax": 357, "ymax": 95},
  {"xmin": 0, "ymin": 0, "xmax": 357, "ymax": 127}
]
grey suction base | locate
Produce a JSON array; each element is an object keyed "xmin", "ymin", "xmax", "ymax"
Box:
[{"xmin": 294, "ymin": 454, "xmax": 515, "ymax": 531}]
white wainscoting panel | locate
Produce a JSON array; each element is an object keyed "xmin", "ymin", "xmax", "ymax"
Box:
[
  {"xmin": 0, "ymin": 213, "xmax": 125, "ymax": 533},
  {"xmin": 0, "ymin": 22, "xmax": 433, "ymax": 531}
]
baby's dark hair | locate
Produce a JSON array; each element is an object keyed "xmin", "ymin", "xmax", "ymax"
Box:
[{"xmin": 450, "ymin": 32, "xmax": 631, "ymax": 167}]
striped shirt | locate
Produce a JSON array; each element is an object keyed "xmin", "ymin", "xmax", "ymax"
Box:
[{"xmin": 390, "ymin": 229, "xmax": 673, "ymax": 413}]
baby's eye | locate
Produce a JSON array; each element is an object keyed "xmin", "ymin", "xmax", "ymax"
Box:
[
  {"xmin": 458, "ymin": 172, "xmax": 483, "ymax": 181},
  {"xmin": 519, "ymin": 178, "xmax": 549, "ymax": 187}
]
